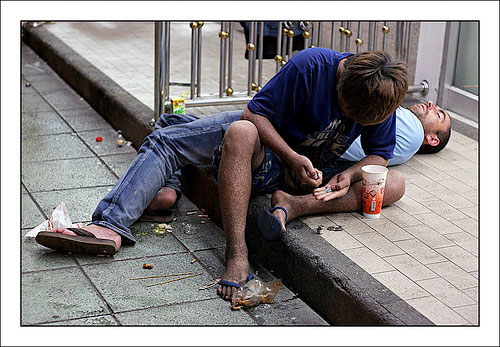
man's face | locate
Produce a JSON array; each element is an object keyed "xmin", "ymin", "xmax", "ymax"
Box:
[{"xmin": 408, "ymin": 101, "xmax": 451, "ymax": 135}]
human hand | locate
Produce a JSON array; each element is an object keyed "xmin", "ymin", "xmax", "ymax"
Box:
[
  {"xmin": 289, "ymin": 154, "xmax": 323, "ymax": 188},
  {"xmin": 312, "ymin": 172, "xmax": 351, "ymax": 202}
]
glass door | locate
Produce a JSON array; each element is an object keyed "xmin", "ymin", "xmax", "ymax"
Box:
[{"xmin": 439, "ymin": 22, "xmax": 479, "ymax": 121}]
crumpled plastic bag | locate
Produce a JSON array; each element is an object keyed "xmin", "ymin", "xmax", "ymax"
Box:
[
  {"xmin": 24, "ymin": 202, "xmax": 85, "ymax": 238},
  {"xmin": 231, "ymin": 278, "xmax": 282, "ymax": 310}
]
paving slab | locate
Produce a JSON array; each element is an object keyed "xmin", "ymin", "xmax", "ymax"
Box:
[
  {"xmin": 78, "ymin": 128, "xmax": 137, "ymax": 156},
  {"xmin": 22, "ymin": 193, "xmax": 46, "ymax": 229},
  {"xmin": 21, "ymin": 133, "xmax": 94, "ymax": 163},
  {"xmin": 43, "ymin": 314, "xmax": 119, "ymax": 326},
  {"xmin": 22, "ymin": 157, "xmax": 117, "ymax": 192},
  {"xmin": 99, "ymin": 152, "xmax": 137, "ymax": 177},
  {"xmin": 57, "ymin": 106, "xmax": 115, "ymax": 132},
  {"xmin": 21, "ymin": 92, "xmax": 54, "ymax": 113},
  {"xmin": 30, "ymin": 186, "xmax": 114, "ymax": 223},
  {"xmin": 41, "ymin": 88, "xmax": 90, "ymax": 111},
  {"xmin": 22, "ymin": 110, "xmax": 73, "ymax": 136},
  {"xmin": 22, "ymin": 267, "xmax": 110, "ymax": 325},
  {"xmin": 80, "ymin": 253, "xmax": 217, "ymax": 313},
  {"xmin": 22, "ymin": 228, "xmax": 79, "ymax": 272},
  {"xmin": 115, "ymin": 298, "xmax": 257, "ymax": 326}
]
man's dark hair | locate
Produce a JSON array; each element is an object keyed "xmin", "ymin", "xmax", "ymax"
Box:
[
  {"xmin": 417, "ymin": 117, "xmax": 452, "ymax": 154},
  {"xmin": 338, "ymin": 50, "xmax": 409, "ymax": 125}
]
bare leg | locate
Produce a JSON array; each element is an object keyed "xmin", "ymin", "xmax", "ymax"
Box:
[
  {"xmin": 216, "ymin": 121, "xmax": 266, "ymax": 300},
  {"xmin": 270, "ymin": 170, "xmax": 406, "ymax": 230},
  {"xmin": 148, "ymin": 187, "xmax": 178, "ymax": 211}
]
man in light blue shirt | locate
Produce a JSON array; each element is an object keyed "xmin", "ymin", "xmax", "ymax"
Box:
[{"xmin": 341, "ymin": 101, "xmax": 451, "ymax": 166}]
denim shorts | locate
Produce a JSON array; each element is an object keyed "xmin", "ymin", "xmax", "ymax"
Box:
[
  {"xmin": 212, "ymin": 140, "xmax": 283, "ymax": 195},
  {"xmin": 212, "ymin": 137, "xmax": 357, "ymax": 195}
]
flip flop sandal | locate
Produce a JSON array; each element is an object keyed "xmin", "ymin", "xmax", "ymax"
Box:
[
  {"xmin": 35, "ymin": 228, "xmax": 118, "ymax": 255},
  {"xmin": 218, "ymin": 274, "xmax": 255, "ymax": 288},
  {"xmin": 257, "ymin": 205, "xmax": 288, "ymax": 241},
  {"xmin": 137, "ymin": 208, "xmax": 174, "ymax": 223}
]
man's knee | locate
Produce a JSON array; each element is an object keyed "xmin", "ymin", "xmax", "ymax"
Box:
[
  {"xmin": 385, "ymin": 170, "xmax": 406, "ymax": 205},
  {"xmin": 223, "ymin": 120, "xmax": 260, "ymax": 152}
]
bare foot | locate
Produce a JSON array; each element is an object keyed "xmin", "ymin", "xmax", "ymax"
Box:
[
  {"xmin": 217, "ymin": 253, "xmax": 250, "ymax": 301},
  {"xmin": 148, "ymin": 187, "xmax": 178, "ymax": 211},
  {"xmin": 50, "ymin": 224, "xmax": 122, "ymax": 250},
  {"xmin": 270, "ymin": 190, "xmax": 299, "ymax": 233}
]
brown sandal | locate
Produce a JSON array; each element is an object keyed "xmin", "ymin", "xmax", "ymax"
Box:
[{"xmin": 35, "ymin": 228, "xmax": 118, "ymax": 255}]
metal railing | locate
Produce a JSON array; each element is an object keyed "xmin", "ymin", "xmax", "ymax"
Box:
[{"xmin": 154, "ymin": 21, "xmax": 428, "ymax": 120}]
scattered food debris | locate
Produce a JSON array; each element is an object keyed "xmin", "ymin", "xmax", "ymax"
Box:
[
  {"xmin": 316, "ymin": 225, "xmax": 324, "ymax": 235},
  {"xmin": 116, "ymin": 130, "xmax": 124, "ymax": 147},
  {"xmin": 231, "ymin": 279, "xmax": 282, "ymax": 310},
  {"xmin": 200, "ymin": 221, "xmax": 207, "ymax": 224},
  {"xmin": 142, "ymin": 263, "xmax": 153, "ymax": 269},
  {"xmin": 190, "ymin": 259, "xmax": 197, "ymax": 264},
  {"xmin": 327, "ymin": 225, "xmax": 344, "ymax": 232},
  {"xmin": 153, "ymin": 223, "xmax": 173, "ymax": 234},
  {"xmin": 25, "ymin": 82, "xmax": 31, "ymax": 87},
  {"xmin": 186, "ymin": 211, "xmax": 198, "ymax": 215},
  {"xmin": 96, "ymin": 136, "xmax": 103, "ymax": 142},
  {"xmin": 198, "ymin": 214, "xmax": 209, "ymax": 218},
  {"xmin": 184, "ymin": 224, "xmax": 193, "ymax": 234}
]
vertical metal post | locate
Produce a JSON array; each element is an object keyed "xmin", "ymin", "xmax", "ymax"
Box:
[
  {"xmin": 276, "ymin": 22, "xmax": 282, "ymax": 73},
  {"xmin": 287, "ymin": 25, "xmax": 294, "ymax": 58},
  {"xmin": 330, "ymin": 21, "xmax": 335, "ymax": 49},
  {"xmin": 396, "ymin": 21, "xmax": 401, "ymax": 59},
  {"xmin": 317, "ymin": 22, "xmax": 323, "ymax": 47},
  {"xmin": 196, "ymin": 22, "xmax": 203, "ymax": 98},
  {"xmin": 345, "ymin": 22, "xmax": 351, "ymax": 52},
  {"xmin": 373, "ymin": 21, "xmax": 378, "ymax": 50},
  {"xmin": 258, "ymin": 22, "xmax": 264, "ymax": 89},
  {"xmin": 219, "ymin": 22, "xmax": 227, "ymax": 98},
  {"xmin": 281, "ymin": 25, "xmax": 288, "ymax": 61},
  {"xmin": 247, "ymin": 22, "xmax": 255, "ymax": 96},
  {"xmin": 339, "ymin": 21, "xmax": 344, "ymax": 51},
  {"xmin": 251, "ymin": 22, "xmax": 257, "ymax": 90},
  {"xmin": 154, "ymin": 21, "xmax": 168, "ymax": 119},
  {"xmin": 406, "ymin": 22, "xmax": 412, "ymax": 65},
  {"xmin": 382, "ymin": 21, "xmax": 388, "ymax": 51},
  {"xmin": 227, "ymin": 22, "xmax": 233, "ymax": 95},
  {"xmin": 190, "ymin": 22, "xmax": 197, "ymax": 100},
  {"xmin": 311, "ymin": 22, "xmax": 317, "ymax": 47},
  {"xmin": 368, "ymin": 22, "xmax": 373, "ymax": 51},
  {"xmin": 356, "ymin": 21, "xmax": 361, "ymax": 53}
]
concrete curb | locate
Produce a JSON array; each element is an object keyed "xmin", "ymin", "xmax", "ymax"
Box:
[{"xmin": 23, "ymin": 24, "xmax": 433, "ymax": 326}]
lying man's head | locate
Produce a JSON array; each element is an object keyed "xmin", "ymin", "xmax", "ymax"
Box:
[
  {"xmin": 338, "ymin": 50, "xmax": 409, "ymax": 126},
  {"xmin": 407, "ymin": 101, "xmax": 452, "ymax": 154}
]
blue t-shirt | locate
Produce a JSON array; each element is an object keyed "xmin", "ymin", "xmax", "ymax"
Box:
[
  {"xmin": 341, "ymin": 106, "xmax": 423, "ymax": 166},
  {"xmin": 247, "ymin": 47, "xmax": 396, "ymax": 169}
]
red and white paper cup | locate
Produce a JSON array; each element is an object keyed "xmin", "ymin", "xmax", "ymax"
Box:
[{"xmin": 361, "ymin": 165, "xmax": 388, "ymax": 219}]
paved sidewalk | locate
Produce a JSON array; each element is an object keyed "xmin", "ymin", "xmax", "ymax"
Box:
[
  {"xmin": 24, "ymin": 21, "xmax": 479, "ymax": 326},
  {"xmin": 21, "ymin": 43, "xmax": 327, "ymax": 326}
]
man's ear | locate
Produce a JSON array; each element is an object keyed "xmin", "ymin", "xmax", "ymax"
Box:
[{"xmin": 425, "ymin": 134, "xmax": 440, "ymax": 147}]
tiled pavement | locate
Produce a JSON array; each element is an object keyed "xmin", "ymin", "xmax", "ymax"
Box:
[
  {"xmin": 21, "ymin": 44, "xmax": 327, "ymax": 326},
  {"xmin": 26, "ymin": 22, "xmax": 479, "ymax": 325}
]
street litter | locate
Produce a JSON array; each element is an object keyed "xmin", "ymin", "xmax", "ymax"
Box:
[
  {"xmin": 142, "ymin": 264, "xmax": 153, "ymax": 269},
  {"xmin": 199, "ymin": 279, "xmax": 220, "ymax": 290},
  {"xmin": 327, "ymin": 225, "xmax": 344, "ymax": 232},
  {"xmin": 198, "ymin": 214, "xmax": 209, "ymax": 218},
  {"xmin": 25, "ymin": 202, "xmax": 85, "ymax": 238},
  {"xmin": 231, "ymin": 278, "xmax": 282, "ymax": 310},
  {"xmin": 186, "ymin": 211, "xmax": 198, "ymax": 215},
  {"xmin": 190, "ymin": 259, "xmax": 197, "ymax": 264},
  {"xmin": 316, "ymin": 225, "xmax": 325, "ymax": 235},
  {"xmin": 96, "ymin": 136, "xmax": 103, "ymax": 142},
  {"xmin": 25, "ymin": 82, "xmax": 32, "ymax": 87},
  {"xmin": 145, "ymin": 273, "xmax": 202, "ymax": 288},
  {"xmin": 153, "ymin": 223, "xmax": 172, "ymax": 234},
  {"xmin": 129, "ymin": 272, "xmax": 193, "ymax": 281}
]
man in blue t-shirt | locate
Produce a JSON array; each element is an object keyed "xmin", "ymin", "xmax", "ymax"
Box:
[{"xmin": 213, "ymin": 48, "xmax": 409, "ymax": 300}]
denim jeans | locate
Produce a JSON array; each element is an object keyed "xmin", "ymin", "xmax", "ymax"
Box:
[{"xmin": 91, "ymin": 110, "xmax": 242, "ymax": 243}]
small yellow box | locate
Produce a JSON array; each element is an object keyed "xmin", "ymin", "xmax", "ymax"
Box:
[{"xmin": 170, "ymin": 97, "xmax": 185, "ymax": 114}]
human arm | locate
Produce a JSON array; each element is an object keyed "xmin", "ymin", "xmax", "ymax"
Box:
[
  {"xmin": 241, "ymin": 107, "xmax": 322, "ymax": 187},
  {"xmin": 312, "ymin": 154, "xmax": 388, "ymax": 202}
]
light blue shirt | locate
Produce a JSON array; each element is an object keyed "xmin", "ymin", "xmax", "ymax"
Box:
[{"xmin": 341, "ymin": 107, "xmax": 424, "ymax": 166}]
